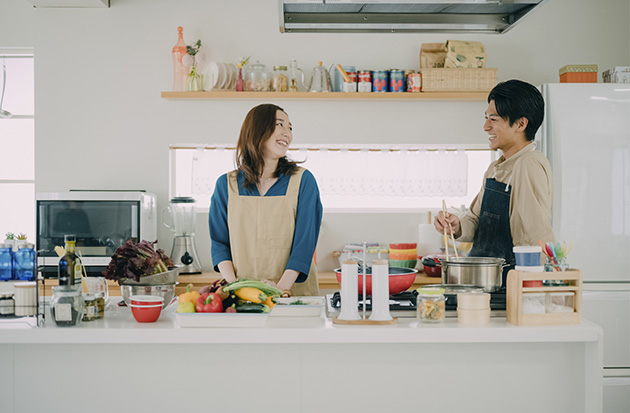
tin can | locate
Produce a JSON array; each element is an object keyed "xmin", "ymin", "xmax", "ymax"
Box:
[
  {"xmin": 372, "ymin": 70, "xmax": 388, "ymax": 92},
  {"xmin": 407, "ymin": 72, "xmax": 422, "ymax": 92},
  {"xmin": 358, "ymin": 70, "xmax": 372, "ymax": 92},
  {"xmin": 390, "ymin": 69, "xmax": 405, "ymax": 92},
  {"xmin": 343, "ymin": 70, "xmax": 358, "ymax": 92}
]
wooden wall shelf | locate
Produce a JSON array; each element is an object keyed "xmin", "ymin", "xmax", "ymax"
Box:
[{"xmin": 161, "ymin": 91, "xmax": 489, "ymax": 101}]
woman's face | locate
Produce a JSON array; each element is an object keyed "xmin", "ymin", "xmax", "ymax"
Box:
[{"xmin": 263, "ymin": 110, "xmax": 293, "ymax": 160}]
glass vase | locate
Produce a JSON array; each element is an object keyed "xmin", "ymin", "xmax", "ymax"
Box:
[{"xmin": 187, "ymin": 66, "xmax": 204, "ymax": 92}]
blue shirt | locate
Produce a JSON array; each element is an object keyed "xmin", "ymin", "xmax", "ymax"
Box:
[{"xmin": 209, "ymin": 168, "xmax": 323, "ymax": 283}]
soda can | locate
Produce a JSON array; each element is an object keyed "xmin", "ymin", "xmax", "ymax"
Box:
[
  {"xmin": 358, "ymin": 70, "xmax": 372, "ymax": 93},
  {"xmin": 372, "ymin": 70, "xmax": 388, "ymax": 92},
  {"xmin": 407, "ymin": 72, "xmax": 422, "ymax": 92},
  {"xmin": 343, "ymin": 70, "xmax": 357, "ymax": 92},
  {"xmin": 390, "ymin": 69, "xmax": 405, "ymax": 92}
]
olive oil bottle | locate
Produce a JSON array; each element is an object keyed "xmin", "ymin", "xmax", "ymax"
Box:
[{"xmin": 58, "ymin": 234, "xmax": 82, "ymax": 287}]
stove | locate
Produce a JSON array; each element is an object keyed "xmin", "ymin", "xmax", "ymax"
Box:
[{"xmin": 326, "ymin": 290, "xmax": 507, "ymax": 318}]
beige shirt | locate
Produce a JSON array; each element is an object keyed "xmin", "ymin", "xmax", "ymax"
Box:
[{"xmin": 458, "ymin": 142, "xmax": 556, "ymax": 247}]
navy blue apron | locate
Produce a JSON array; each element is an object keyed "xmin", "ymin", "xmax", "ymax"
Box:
[{"xmin": 468, "ymin": 177, "xmax": 516, "ymax": 289}]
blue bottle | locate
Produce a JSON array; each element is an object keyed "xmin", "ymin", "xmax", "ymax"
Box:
[
  {"xmin": 0, "ymin": 244, "xmax": 13, "ymax": 281},
  {"xmin": 14, "ymin": 243, "xmax": 36, "ymax": 281}
]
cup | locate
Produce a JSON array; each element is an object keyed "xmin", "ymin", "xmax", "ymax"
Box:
[
  {"xmin": 513, "ymin": 246, "xmax": 541, "ymax": 266},
  {"xmin": 84, "ymin": 276, "xmax": 109, "ymax": 302}
]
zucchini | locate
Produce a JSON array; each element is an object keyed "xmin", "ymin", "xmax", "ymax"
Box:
[
  {"xmin": 235, "ymin": 302, "xmax": 270, "ymax": 313},
  {"xmin": 223, "ymin": 279, "xmax": 283, "ymax": 297}
]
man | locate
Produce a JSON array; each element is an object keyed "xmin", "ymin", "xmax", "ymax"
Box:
[{"xmin": 434, "ymin": 79, "xmax": 555, "ymax": 286}]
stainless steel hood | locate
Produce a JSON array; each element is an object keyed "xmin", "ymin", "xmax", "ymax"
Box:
[{"xmin": 279, "ymin": 0, "xmax": 548, "ymax": 34}]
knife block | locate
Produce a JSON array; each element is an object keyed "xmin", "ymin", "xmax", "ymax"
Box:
[{"xmin": 506, "ymin": 269, "xmax": 582, "ymax": 326}]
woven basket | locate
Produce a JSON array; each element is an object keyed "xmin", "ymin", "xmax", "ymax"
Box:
[{"xmin": 420, "ymin": 68, "xmax": 497, "ymax": 92}]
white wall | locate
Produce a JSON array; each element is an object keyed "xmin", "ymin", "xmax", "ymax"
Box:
[{"xmin": 1, "ymin": 0, "xmax": 629, "ymax": 272}]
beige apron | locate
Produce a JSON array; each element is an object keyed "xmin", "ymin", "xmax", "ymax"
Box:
[{"xmin": 226, "ymin": 167, "xmax": 319, "ymax": 296}]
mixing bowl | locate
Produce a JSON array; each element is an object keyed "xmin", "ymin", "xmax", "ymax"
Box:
[
  {"xmin": 334, "ymin": 266, "xmax": 417, "ymax": 295},
  {"xmin": 121, "ymin": 284, "xmax": 176, "ymax": 308}
]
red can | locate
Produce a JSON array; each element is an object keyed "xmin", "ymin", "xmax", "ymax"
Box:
[
  {"xmin": 358, "ymin": 70, "xmax": 371, "ymax": 92},
  {"xmin": 408, "ymin": 73, "xmax": 422, "ymax": 92}
]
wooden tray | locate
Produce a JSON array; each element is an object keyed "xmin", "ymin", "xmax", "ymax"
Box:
[{"xmin": 506, "ymin": 269, "xmax": 582, "ymax": 326}]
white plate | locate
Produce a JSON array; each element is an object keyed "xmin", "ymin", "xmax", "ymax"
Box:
[
  {"xmin": 207, "ymin": 62, "xmax": 223, "ymax": 90},
  {"xmin": 175, "ymin": 312, "xmax": 268, "ymax": 328},
  {"xmin": 270, "ymin": 297, "xmax": 324, "ymax": 317}
]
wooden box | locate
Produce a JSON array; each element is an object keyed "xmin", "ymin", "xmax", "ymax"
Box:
[
  {"xmin": 506, "ymin": 269, "xmax": 582, "ymax": 326},
  {"xmin": 559, "ymin": 65, "xmax": 598, "ymax": 83},
  {"xmin": 420, "ymin": 68, "xmax": 497, "ymax": 92}
]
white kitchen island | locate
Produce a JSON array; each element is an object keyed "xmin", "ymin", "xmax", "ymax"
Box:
[{"xmin": 0, "ymin": 303, "xmax": 602, "ymax": 413}]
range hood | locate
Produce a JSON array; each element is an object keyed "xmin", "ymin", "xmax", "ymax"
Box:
[{"xmin": 279, "ymin": 0, "xmax": 548, "ymax": 34}]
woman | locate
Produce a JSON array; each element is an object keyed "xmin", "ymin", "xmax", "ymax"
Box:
[{"xmin": 209, "ymin": 104, "xmax": 322, "ymax": 296}]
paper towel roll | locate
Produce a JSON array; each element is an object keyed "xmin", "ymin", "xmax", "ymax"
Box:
[
  {"xmin": 338, "ymin": 260, "xmax": 361, "ymax": 321},
  {"xmin": 418, "ymin": 224, "xmax": 444, "ymax": 257},
  {"xmin": 369, "ymin": 260, "xmax": 393, "ymax": 321}
]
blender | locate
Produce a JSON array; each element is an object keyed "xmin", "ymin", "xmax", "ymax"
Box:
[{"xmin": 163, "ymin": 197, "xmax": 202, "ymax": 274}]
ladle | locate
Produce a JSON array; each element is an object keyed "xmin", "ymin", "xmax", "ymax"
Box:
[{"xmin": 0, "ymin": 60, "xmax": 12, "ymax": 119}]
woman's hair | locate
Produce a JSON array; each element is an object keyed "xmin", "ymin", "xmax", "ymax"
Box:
[
  {"xmin": 236, "ymin": 103, "xmax": 300, "ymax": 190},
  {"xmin": 488, "ymin": 79, "xmax": 545, "ymax": 141}
]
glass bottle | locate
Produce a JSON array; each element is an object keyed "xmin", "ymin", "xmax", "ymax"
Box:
[
  {"xmin": 58, "ymin": 235, "xmax": 82, "ymax": 288},
  {"xmin": 172, "ymin": 26, "xmax": 189, "ymax": 92},
  {"xmin": 236, "ymin": 66, "xmax": 244, "ymax": 92},
  {"xmin": 287, "ymin": 58, "xmax": 304, "ymax": 92},
  {"xmin": 271, "ymin": 66, "xmax": 289, "ymax": 92},
  {"xmin": 416, "ymin": 287, "xmax": 446, "ymax": 323}
]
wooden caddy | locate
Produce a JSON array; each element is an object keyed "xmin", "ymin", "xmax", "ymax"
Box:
[
  {"xmin": 332, "ymin": 317, "xmax": 398, "ymax": 326},
  {"xmin": 506, "ymin": 269, "xmax": 582, "ymax": 326}
]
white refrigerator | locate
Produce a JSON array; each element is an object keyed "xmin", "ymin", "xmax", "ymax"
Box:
[{"xmin": 538, "ymin": 83, "xmax": 630, "ymax": 412}]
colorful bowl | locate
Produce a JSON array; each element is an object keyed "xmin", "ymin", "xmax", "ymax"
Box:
[
  {"xmin": 389, "ymin": 258, "xmax": 417, "ymax": 269},
  {"xmin": 130, "ymin": 303, "xmax": 162, "ymax": 323}
]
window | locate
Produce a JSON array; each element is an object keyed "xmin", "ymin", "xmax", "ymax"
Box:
[
  {"xmin": 169, "ymin": 143, "xmax": 494, "ymax": 212},
  {"xmin": 0, "ymin": 53, "xmax": 35, "ymax": 241}
]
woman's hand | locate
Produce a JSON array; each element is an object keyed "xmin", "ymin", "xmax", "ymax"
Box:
[
  {"xmin": 217, "ymin": 261, "xmax": 237, "ymax": 283},
  {"xmin": 434, "ymin": 211, "xmax": 462, "ymax": 238}
]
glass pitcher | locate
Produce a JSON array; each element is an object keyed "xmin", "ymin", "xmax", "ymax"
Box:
[
  {"xmin": 162, "ymin": 197, "xmax": 197, "ymax": 236},
  {"xmin": 287, "ymin": 58, "xmax": 305, "ymax": 92},
  {"xmin": 309, "ymin": 61, "xmax": 331, "ymax": 92}
]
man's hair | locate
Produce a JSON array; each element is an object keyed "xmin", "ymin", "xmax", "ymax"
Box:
[{"xmin": 488, "ymin": 79, "xmax": 545, "ymax": 141}]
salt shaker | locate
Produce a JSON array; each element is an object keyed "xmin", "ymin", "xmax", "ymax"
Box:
[{"xmin": 369, "ymin": 259, "xmax": 393, "ymax": 321}]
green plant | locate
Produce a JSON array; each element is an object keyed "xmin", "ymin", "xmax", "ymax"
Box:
[
  {"xmin": 5, "ymin": 232, "xmax": 15, "ymax": 240},
  {"xmin": 16, "ymin": 233, "xmax": 27, "ymax": 240}
]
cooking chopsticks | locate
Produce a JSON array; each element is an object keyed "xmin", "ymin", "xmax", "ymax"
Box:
[{"xmin": 442, "ymin": 200, "xmax": 459, "ymax": 261}]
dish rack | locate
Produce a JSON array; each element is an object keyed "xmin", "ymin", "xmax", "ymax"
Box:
[
  {"xmin": 420, "ymin": 68, "xmax": 497, "ymax": 92},
  {"xmin": 506, "ymin": 269, "xmax": 582, "ymax": 326}
]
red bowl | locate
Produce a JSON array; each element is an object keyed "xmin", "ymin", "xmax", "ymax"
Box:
[
  {"xmin": 422, "ymin": 253, "xmax": 447, "ymax": 278},
  {"xmin": 130, "ymin": 295, "xmax": 164, "ymax": 306},
  {"xmin": 334, "ymin": 267, "xmax": 417, "ymax": 295},
  {"xmin": 389, "ymin": 243, "xmax": 417, "ymax": 250},
  {"xmin": 130, "ymin": 303, "xmax": 162, "ymax": 322}
]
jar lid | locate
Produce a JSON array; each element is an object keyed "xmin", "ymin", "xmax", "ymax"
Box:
[
  {"xmin": 18, "ymin": 243, "xmax": 35, "ymax": 249},
  {"xmin": 83, "ymin": 293, "xmax": 96, "ymax": 301},
  {"xmin": 417, "ymin": 287, "xmax": 445, "ymax": 295},
  {"xmin": 0, "ymin": 293, "xmax": 14, "ymax": 298},
  {"xmin": 14, "ymin": 281, "xmax": 36, "ymax": 288},
  {"xmin": 0, "ymin": 243, "xmax": 11, "ymax": 248},
  {"xmin": 273, "ymin": 66, "xmax": 287, "ymax": 70}
]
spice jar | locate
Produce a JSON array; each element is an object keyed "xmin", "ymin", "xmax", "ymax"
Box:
[
  {"xmin": 245, "ymin": 61, "xmax": 270, "ymax": 92},
  {"xmin": 94, "ymin": 292, "xmax": 105, "ymax": 319},
  {"xmin": 416, "ymin": 287, "xmax": 445, "ymax": 323},
  {"xmin": 271, "ymin": 66, "xmax": 289, "ymax": 92},
  {"xmin": 82, "ymin": 293, "xmax": 98, "ymax": 322},
  {"xmin": 0, "ymin": 293, "xmax": 15, "ymax": 316},
  {"xmin": 50, "ymin": 286, "xmax": 84, "ymax": 327}
]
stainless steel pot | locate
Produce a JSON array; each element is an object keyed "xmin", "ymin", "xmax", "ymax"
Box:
[{"xmin": 439, "ymin": 257, "xmax": 507, "ymax": 292}]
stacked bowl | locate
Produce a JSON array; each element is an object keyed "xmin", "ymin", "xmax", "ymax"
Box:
[
  {"xmin": 129, "ymin": 295, "xmax": 164, "ymax": 323},
  {"xmin": 457, "ymin": 292, "xmax": 490, "ymax": 325},
  {"xmin": 389, "ymin": 243, "xmax": 417, "ymax": 269},
  {"xmin": 513, "ymin": 246, "xmax": 544, "ymax": 287}
]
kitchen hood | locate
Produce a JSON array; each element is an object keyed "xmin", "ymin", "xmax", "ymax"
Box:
[{"xmin": 279, "ymin": 0, "xmax": 548, "ymax": 34}]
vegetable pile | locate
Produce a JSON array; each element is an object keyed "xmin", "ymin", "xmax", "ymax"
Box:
[
  {"xmin": 103, "ymin": 240, "xmax": 174, "ymax": 283},
  {"xmin": 176, "ymin": 278, "xmax": 283, "ymax": 314}
]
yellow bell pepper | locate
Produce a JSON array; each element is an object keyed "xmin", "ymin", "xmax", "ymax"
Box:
[
  {"xmin": 176, "ymin": 301, "xmax": 196, "ymax": 313},
  {"xmin": 235, "ymin": 287, "xmax": 267, "ymax": 304},
  {"xmin": 179, "ymin": 283, "xmax": 200, "ymax": 305}
]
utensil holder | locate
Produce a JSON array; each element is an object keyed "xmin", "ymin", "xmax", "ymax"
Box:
[{"xmin": 506, "ymin": 269, "xmax": 582, "ymax": 326}]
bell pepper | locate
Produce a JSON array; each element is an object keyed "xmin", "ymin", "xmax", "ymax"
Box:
[
  {"xmin": 179, "ymin": 283, "xmax": 200, "ymax": 305},
  {"xmin": 196, "ymin": 293, "xmax": 223, "ymax": 313},
  {"xmin": 176, "ymin": 301, "xmax": 196, "ymax": 313}
]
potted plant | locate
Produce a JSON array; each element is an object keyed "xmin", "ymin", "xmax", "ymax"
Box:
[{"xmin": 4, "ymin": 232, "xmax": 16, "ymax": 251}]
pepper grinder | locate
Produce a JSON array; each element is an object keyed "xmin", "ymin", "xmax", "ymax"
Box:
[
  {"xmin": 337, "ymin": 260, "xmax": 361, "ymax": 321},
  {"xmin": 369, "ymin": 260, "xmax": 393, "ymax": 321}
]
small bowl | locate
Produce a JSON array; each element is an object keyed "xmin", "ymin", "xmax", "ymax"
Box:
[
  {"xmin": 130, "ymin": 295, "xmax": 164, "ymax": 306},
  {"xmin": 130, "ymin": 303, "xmax": 162, "ymax": 323},
  {"xmin": 121, "ymin": 284, "xmax": 176, "ymax": 309},
  {"xmin": 389, "ymin": 258, "xmax": 417, "ymax": 269}
]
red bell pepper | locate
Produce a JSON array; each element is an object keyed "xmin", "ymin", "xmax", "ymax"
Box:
[{"xmin": 196, "ymin": 292, "xmax": 223, "ymax": 313}]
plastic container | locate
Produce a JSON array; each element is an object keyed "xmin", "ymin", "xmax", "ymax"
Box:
[
  {"xmin": 513, "ymin": 246, "xmax": 541, "ymax": 266},
  {"xmin": 14, "ymin": 281, "xmax": 37, "ymax": 316},
  {"xmin": 416, "ymin": 287, "xmax": 445, "ymax": 323},
  {"xmin": 515, "ymin": 265, "xmax": 544, "ymax": 287}
]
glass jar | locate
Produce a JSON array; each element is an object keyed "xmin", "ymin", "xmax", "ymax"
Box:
[
  {"xmin": 0, "ymin": 293, "xmax": 15, "ymax": 316},
  {"xmin": 543, "ymin": 256, "xmax": 569, "ymax": 286},
  {"xmin": 416, "ymin": 287, "xmax": 445, "ymax": 323},
  {"xmin": 82, "ymin": 293, "xmax": 98, "ymax": 322},
  {"xmin": 0, "ymin": 243, "xmax": 13, "ymax": 281},
  {"xmin": 245, "ymin": 61, "xmax": 270, "ymax": 92},
  {"xmin": 271, "ymin": 66, "xmax": 289, "ymax": 92},
  {"xmin": 95, "ymin": 292, "xmax": 106, "ymax": 319},
  {"xmin": 50, "ymin": 286, "xmax": 84, "ymax": 327},
  {"xmin": 14, "ymin": 243, "xmax": 36, "ymax": 281}
]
